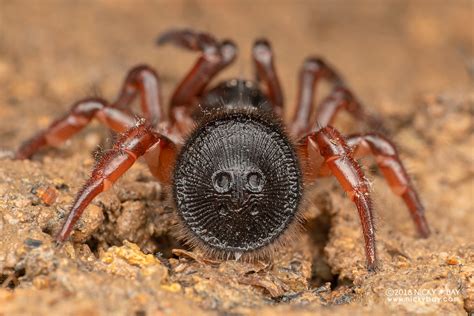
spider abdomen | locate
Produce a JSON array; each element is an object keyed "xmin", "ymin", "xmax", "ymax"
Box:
[{"xmin": 172, "ymin": 108, "xmax": 303, "ymax": 258}]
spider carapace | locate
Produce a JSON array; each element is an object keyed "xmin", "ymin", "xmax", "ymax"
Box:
[{"xmin": 15, "ymin": 29, "xmax": 430, "ymax": 270}]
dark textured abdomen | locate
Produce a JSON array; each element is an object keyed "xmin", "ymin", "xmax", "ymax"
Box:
[{"xmin": 173, "ymin": 102, "xmax": 303, "ymax": 258}]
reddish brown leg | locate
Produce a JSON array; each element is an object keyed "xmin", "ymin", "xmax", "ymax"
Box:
[
  {"xmin": 313, "ymin": 86, "xmax": 382, "ymax": 131},
  {"xmin": 16, "ymin": 65, "xmax": 167, "ymax": 160},
  {"xmin": 56, "ymin": 123, "xmax": 177, "ymax": 242},
  {"xmin": 252, "ymin": 39, "xmax": 284, "ymax": 116},
  {"xmin": 299, "ymin": 126, "xmax": 377, "ymax": 270},
  {"xmin": 113, "ymin": 65, "xmax": 164, "ymax": 127},
  {"xmin": 157, "ymin": 29, "xmax": 237, "ymax": 122},
  {"xmin": 15, "ymin": 98, "xmax": 136, "ymax": 159},
  {"xmin": 346, "ymin": 133, "xmax": 430, "ymax": 237},
  {"xmin": 290, "ymin": 57, "xmax": 344, "ymax": 138}
]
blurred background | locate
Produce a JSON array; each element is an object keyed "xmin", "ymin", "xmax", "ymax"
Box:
[{"xmin": 0, "ymin": 0, "xmax": 472, "ymax": 147}]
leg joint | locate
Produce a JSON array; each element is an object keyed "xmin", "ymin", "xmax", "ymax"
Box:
[{"xmin": 71, "ymin": 97, "xmax": 108, "ymax": 119}]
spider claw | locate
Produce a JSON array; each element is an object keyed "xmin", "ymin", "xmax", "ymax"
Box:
[
  {"xmin": 367, "ymin": 261, "xmax": 379, "ymax": 273},
  {"xmin": 54, "ymin": 238, "xmax": 66, "ymax": 249}
]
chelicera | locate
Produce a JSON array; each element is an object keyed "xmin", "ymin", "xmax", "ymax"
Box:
[{"xmin": 15, "ymin": 29, "xmax": 430, "ymax": 270}]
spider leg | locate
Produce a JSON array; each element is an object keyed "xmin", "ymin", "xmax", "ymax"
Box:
[
  {"xmin": 56, "ymin": 122, "xmax": 177, "ymax": 242},
  {"xmin": 312, "ymin": 86, "xmax": 382, "ymax": 131},
  {"xmin": 346, "ymin": 133, "xmax": 430, "ymax": 237},
  {"xmin": 252, "ymin": 39, "xmax": 284, "ymax": 116},
  {"xmin": 299, "ymin": 126, "xmax": 377, "ymax": 270},
  {"xmin": 290, "ymin": 57, "xmax": 384, "ymax": 138},
  {"xmin": 157, "ymin": 29, "xmax": 237, "ymax": 123},
  {"xmin": 113, "ymin": 65, "xmax": 164, "ymax": 127},
  {"xmin": 290, "ymin": 57, "xmax": 344, "ymax": 137},
  {"xmin": 15, "ymin": 65, "xmax": 167, "ymax": 159},
  {"xmin": 15, "ymin": 98, "xmax": 136, "ymax": 159},
  {"xmin": 15, "ymin": 65, "xmax": 168, "ymax": 159}
]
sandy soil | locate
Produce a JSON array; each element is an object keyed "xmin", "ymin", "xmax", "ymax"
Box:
[{"xmin": 0, "ymin": 1, "xmax": 472, "ymax": 315}]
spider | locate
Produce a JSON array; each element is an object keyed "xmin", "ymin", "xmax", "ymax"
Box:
[{"xmin": 14, "ymin": 29, "xmax": 430, "ymax": 271}]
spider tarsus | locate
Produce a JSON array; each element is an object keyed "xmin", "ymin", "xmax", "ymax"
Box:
[{"xmin": 367, "ymin": 261, "xmax": 379, "ymax": 273}]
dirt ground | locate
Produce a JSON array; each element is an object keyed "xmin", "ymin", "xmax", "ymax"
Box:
[{"xmin": 0, "ymin": 1, "xmax": 472, "ymax": 315}]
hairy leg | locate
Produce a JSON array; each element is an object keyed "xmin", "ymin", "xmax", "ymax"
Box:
[
  {"xmin": 346, "ymin": 133, "xmax": 430, "ymax": 237},
  {"xmin": 157, "ymin": 28, "xmax": 237, "ymax": 124},
  {"xmin": 252, "ymin": 39, "xmax": 284, "ymax": 116},
  {"xmin": 299, "ymin": 126, "xmax": 376, "ymax": 270},
  {"xmin": 56, "ymin": 122, "xmax": 177, "ymax": 242}
]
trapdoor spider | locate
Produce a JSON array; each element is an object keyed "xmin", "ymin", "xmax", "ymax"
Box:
[{"xmin": 15, "ymin": 29, "xmax": 430, "ymax": 270}]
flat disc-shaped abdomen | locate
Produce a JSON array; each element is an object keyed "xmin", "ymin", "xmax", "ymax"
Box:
[{"xmin": 173, "ymin": 110, "xmax": 302, "ymax": 256}]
